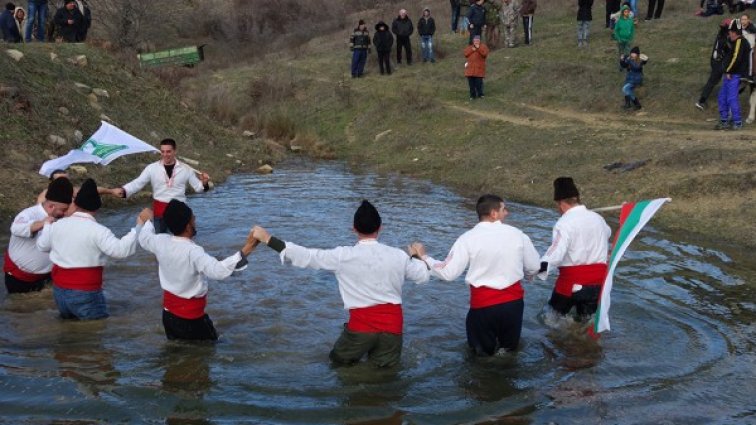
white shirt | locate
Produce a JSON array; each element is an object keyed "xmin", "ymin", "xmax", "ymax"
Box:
[
  {"xmin": 122, "ymin": 160, "xmax": 204, "ymax": 203},
  {"xmin": 423, "ymin": 221, "xmax": 541, "ymax": 288},
  {"xmin": 541, "ymin": 205, "xmax": 611, "ymax": 269},
  {"xmin": 36, "ymin": 212, "xmax": 140, "ymax": 268},
  {"xmin": 138, "ymin": 220, "xmax": 241, "ymax": 299},
  {"xmin": 281, "ymin": 239, "xmax": 430, "ymax": 309},
  {"xmin": 8, "ymin": 204, "xmax": 52, "ymax": 274}
]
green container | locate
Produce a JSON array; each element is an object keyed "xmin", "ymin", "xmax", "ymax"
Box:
[{"xmin": 138, "ymin": 45, "xmax": 206, "ymax": 68}]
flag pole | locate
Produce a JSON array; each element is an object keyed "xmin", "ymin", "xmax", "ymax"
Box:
[{"xmin": 591, "ymin": 199, "xmax": 671, "ymax": 213}]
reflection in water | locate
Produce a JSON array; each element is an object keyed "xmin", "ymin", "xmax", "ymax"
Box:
[{"xmin": 0, "ymin": 160, "xmax": 753, "ymax": 424}]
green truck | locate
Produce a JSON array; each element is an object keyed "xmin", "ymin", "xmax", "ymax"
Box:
[{"xmin": 137, "ymin": 45, "xmax": 206, "ymax": 68}]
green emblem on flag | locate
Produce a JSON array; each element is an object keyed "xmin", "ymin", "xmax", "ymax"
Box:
[{"xmin": 80, "ymin": 139, "xmax": 128, "ymax": 159}]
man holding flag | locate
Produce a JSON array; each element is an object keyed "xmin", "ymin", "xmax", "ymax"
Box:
[
  {"xmin": 539, "ymin": 177, "xmax": 611, "ymax": 321},
  {"xmin": 113, "ymin": 138, "xmax": 211, "ymax": 233}
]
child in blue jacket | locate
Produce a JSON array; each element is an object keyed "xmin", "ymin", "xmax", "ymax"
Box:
[{"xmin": 620, "ymin": 46, "xmax": 648, "ymax": 110}]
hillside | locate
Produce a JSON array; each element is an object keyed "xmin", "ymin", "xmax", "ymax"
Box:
[
  {"xmin": 0, "ymin": 43, "xmax": 274, "ymax": 215},
  {"xmin": 179, "ymin": 0, "xmax": 755, "ymax": 249}
]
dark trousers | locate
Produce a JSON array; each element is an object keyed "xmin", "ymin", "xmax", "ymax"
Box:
[
  {"xmin": 396, "ymin": 36, "xmax": 412, "ymax": 64},
  {"xmin": 350, "ymin": 49, "xmax": 368, "ymax": 77},
  {"xmin": 451, "ymin": 4, "xmax": 460, "ymax": 31},
  {"xmin": 548, "ymin": 285, "xmax": 602, "ymax": 320},
  {"xmin": 377, "ymin": 51, "xmax": 392, "ymax": 74},
  {"xmin": 468, "ymin": 25, "xmax": 483, "ymax": 44},
  {"xmin": 466, "ymin": 299, "xmax": 524, "ymax": 356},
  {"xmin": 162, "ymin": 310, "xmax": 219, "ymax": 341},
  {"xmin": 329, "ymin": 325, "xmax": 403, "ymax": 368},
  {"xmin": 645, "ymin": 0, "xmax": 665, "ymax": 19},
  {"xmin": 700, "ymin": 63, "xmax": 725, "ymax": 103},
  {"xmin": 606, "ymin": 0, "xmax": 621, "ymax": 27},
  {"xmin": 522, "ymin": 15, "xmax": 534, "ymax": 44},
  {"xmin": 5, "ymin": 273, "xmax": 48, "ymax": 294},
  {"xmin": 467, "ymin": 77, "xmax": 484, "ymax": 98}
]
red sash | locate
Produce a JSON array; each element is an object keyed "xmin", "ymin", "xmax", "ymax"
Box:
[
  {"xmin": 3, "ymin": 252, "xmax": 49, "ymax": 283},
  {"xmin": 555, "ymin": 263, "xmax": 608, "ymax": 297},
  {"xmin": 348, "ymin": 303, "xmax": 403, "ymax": 335},
  {"xmin": 153, "ymin": 200, "xmax": 169, "ymax": 218},
  {"xmin": 469, "ymin": 281, "xmax": 524, "ymax": 309},
  {"xmin": 163, "ymin": 290, "xmax": 207, "ymax": 320},
  {"xmin": 52, "ymin": 264, "xmax": 104, "ymax": 291}
]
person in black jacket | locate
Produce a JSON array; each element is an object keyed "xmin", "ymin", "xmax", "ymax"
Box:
[
  {"xmin": 715, "ymin": 21, "xmax": 751, "ymax": 130},
  {"xmin": 392, "ymin": 9, "xmax": 414, "ymax": 65},
  {"xmin": 418, "ymin": 8, "xmax": 437, "ymax": 63},
  {"xmin": 53, "ymin": 0, "xmax": 83, "ymax": 42},
  {"xmin": 577, "ymin": 0, "xmax": 593, "ymax": 47},
  {"xmin": 373, "ymin": 21, "xmax": 394, "ymax": 75},
  {"xmin": 697, "ymin": 19, "xmax": 732, "ymax": 110},
  {"xmin": 0, "ymin": 3, "xmax": 18, "ymax": 42},
  {"xmin": 467, "ymin": 0, "xmax": 486, "ymax": 44},
  {"xmin": 74, "ymin": 0, "xmax": 91, "ymax": 41}
]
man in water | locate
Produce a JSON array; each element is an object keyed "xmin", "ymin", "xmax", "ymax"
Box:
[
  {"xmin": 251, "ymin": 200, "xmax": 430, "ymax": 367},
  {"xmin": 37, "ymin": 179, "xmax": 144, "ymax": 320},
  {"xmin": 138, "ymin": 200, "xmax": 258, "ymax": 341},
  {"xmin": 113, "ymin": 138, "xmax": 211, "ymax": 233},
  {"xmin": 411, "ymin": 194, "xmax": 540, "ymax": 356},
  {"xmin": 4, "ymin": 177, "xmax": 73, "ymax": 294},
  {"xmin": 539, "ymin": 177, "xmax": 611, "ymax": 321}
]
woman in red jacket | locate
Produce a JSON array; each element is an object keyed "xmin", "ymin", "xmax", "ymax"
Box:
[{"xmin": 464, "ymin": 35, "xmax": 490, "ymax": 100}]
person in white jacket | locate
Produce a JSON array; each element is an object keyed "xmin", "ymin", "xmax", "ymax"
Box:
[
  {"xmin": 4, "ymin": 177, "xmax": 73, "ymax": 294},
  {"xmin": 251, "ymin": 200, "xmax": 430, "ymax": 368},
  {"xmin": 138, "ymin": 200, "xmax": 258, "ymax": 341},
  {"xmin": 113, "ymin": 138, "xmax": 211, "ymax": 233},
  {"xmin": 411, "ymin": 194, "xmax": 541, "ymax": 356},
  {"xmin": 37, "ymin": 179, "xmax": 145, "ymax": 320}
]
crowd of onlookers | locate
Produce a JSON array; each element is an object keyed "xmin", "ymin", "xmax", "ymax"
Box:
[{"xmin": 1, "ymin": 0, "xmax": 91, "ymax": 44}]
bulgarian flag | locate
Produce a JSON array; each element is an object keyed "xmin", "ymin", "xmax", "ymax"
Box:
[{"xmin": 592, "ymin": 198, "xmax": 671, "ymax": 335}]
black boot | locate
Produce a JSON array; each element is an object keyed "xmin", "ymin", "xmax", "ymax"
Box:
[
  {"xmin": 632, "ymin": 97, "xmax": 642, "ymax": 110},
  {"xmin": 623, "ymin": 96, "xmax": 632, "ymax": 109}
]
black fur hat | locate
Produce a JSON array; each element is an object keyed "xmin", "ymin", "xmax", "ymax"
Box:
[
  {"xmin": 74, "ymin": 178, "xmax": 102, "ymax": 211},
  {"xmin": 553, "ymin": 177, "xmax": 580, "ymax": 201},
  {"xmin": 163, "ymin": 199, "xmax": 193, "ymax": 235},
  {"xmin": 353, "ymin": 200, "xmax": 381, "ymax": 234}
]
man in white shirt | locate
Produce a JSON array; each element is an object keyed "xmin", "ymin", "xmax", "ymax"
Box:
[
  {"xmin": 37, "ymin": 179, "xmax": 145, "ymax": 320},
  {"xmin": 4, "ymin": 177, "xmax": 73, "ymax": 294},
  {"xmin": 113, "ymin": 138, "xmax": 211, "ymax": 234},
  {"xmin": 139, "ymin": 200, "xmax": 258, "ymax": 341},
  {"xmin": 251, "ymin": 200, "xmax": 430, "ymax": 368},
  {"xmin": 412, "ymin": 194, "xmax": 541, "ymax": 356},
  {"xmin": 539, "ymin": 177, "xmax": 611, "ymax": 320}
]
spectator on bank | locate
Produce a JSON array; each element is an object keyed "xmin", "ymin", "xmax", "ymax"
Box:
[
  {"xmin": 520, "ymin": 0, "xmax": 536, "ymax": 45},
  {"xmin": 464, "ymin": 35, "xmax": 489, "ymax": 100},
  {"xmin": 696, "ymin": 19, "xmax": 732, "ymax": 110},
  {"xmin": 740, "ymin": 14, "xmax": 756, "ymax": 79},
  {"xmin": 500, "ymin": 0, "xmax": 519, "ymax": 47},
  {"xmin": 698, "ymin": 0, "xmax": 725, "ymax": 16},
  {"xmin": 609, "ymin": 1, "xmax": 634, "ymax": 31},
  {"xmin": 467, "ymin": 0, "xmax": 486, "ymax": 44},
  {"xmin": 645, "ymin": 0, "xmax": 664, "ymax": 20},
  {"xmin": 620, "ymin": 46, "xmax": 648, "ymax": 110},
  {"xmin": 460, "ymin": 0, "xmax": 471, "ymax": 34},
  {"xmin": 74, "ymin": 0, "xmax": 89, "ymax": 41},
  {"xmin": 24, "ymin": 0, "xmax": 47, "ymax": 41},
  {"xmin": 715, "ymin": 21, "xmax": 750, "ymax": 130},
  {"xmin": 1, "ymin": 3, "xmax": 22, "ymax": 43},
  {"xmin": 614, "ymin": 5, "xmax": 634, "ymax": 62},
  {"xmin": 483, "ymin": 0, "xmax": 502, "ymax": 49},
  {"xmin": 451, "ymin": 0, "xmax": 461, "ymax": 32},
  {"xmin": 53, "ymin": 0, "xmax": 82, "ymax": 42},
  {"xmin": 577, "ymin": 0, "xmax": 593, "ymax": 47},
  {"xmin": 349, "ymin": 19, "xmax": 370, "ymax": 78},
  {"xmin": 392, "ymin": 9, "xmax": 414, "ymax": 66},
  {"xmin": 606, "ymin": 0, "xmax": 621, "ymax": 28},
  {"xmin": 373, "ymin": 21, "xmax": 394, "ymax": 75},
  {"xmin": 418, "ymin": 8, "xmax": 436, "ymax": 63}
]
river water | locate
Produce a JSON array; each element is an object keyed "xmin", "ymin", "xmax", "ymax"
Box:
[{"xmin": 1, "ymin": 160, "xmax": 754, "ymax": 425}]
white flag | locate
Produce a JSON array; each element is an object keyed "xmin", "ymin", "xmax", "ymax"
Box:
[{"xmin": 39, "ymin": 121, "xmax": 159, "ymax": 177}]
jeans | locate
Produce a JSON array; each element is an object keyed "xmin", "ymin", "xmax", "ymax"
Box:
[
  {"xmin": 451, "ymin": 4, "xmax": 460, "ymax": 31},
  {"xmin": 25, "ymin": 1, "xmax": 47, "ymax": 42},
  {"xmin": 350, "ymin": 49, "xmax": 368, "ymax": 77},
  {"xmin": 718, "ymin": 74, "xmax": 742, "ymax": 123},
  {"xmin": 53, "ymin": 286, "xmax": 109, "ymax": 320},
  {"xmin": 629, "ymin": 0, "xmax": 638, "ymax": 15},
  {"xmin": 577, "ymin": 21, "xmax": 591, "ymax": 43},
  {"xmin": 459, "ymin": 16, "xmax": 470, "ymax": 32},
  {"xmin": 467, "ymin": 77, "xmax": 484, "ymax": 98},
  {"xmin": 622, "ymin": 82, "xmax": 637, "ymax": 100},
  {"xmin": 420, "ymin": 35, "xmax": 434, "ymax": 61}
]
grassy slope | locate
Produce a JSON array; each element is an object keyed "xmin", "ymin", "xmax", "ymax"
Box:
[
  {"xmin": 0, "ymin": 43, "xmax": 271, "ymax": 215},
  {"xmin": 183, "ymin": 0, "xmax": 755, "ymax": 250}
]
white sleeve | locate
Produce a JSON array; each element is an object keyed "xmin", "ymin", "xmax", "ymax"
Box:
[
  {"xmin": 36, "ymin": 222, "xmax": 53, "ymax": 253},
  {"xmin": 424, "ymin": 237, "xmax": 470, "ymax": 282},
  {"xmin": 122, "ymin": 165, "xmax": 153, "ymax": 198},
  {"xmin": 137, "ymin": 220, "xmax": 158, "ymax": 253},
  {"xmin": 191, "ymin": 247, "xmax": 240, "ymax": 280},
  {"xmin": 95, "ymin": 225, "xmax": 140, "ymax": 259},
  {"xmin": 282, "ymin": 242, "xmax": 343, "ymax": 272},
  {"xmin": 521, "ymin": 232, "xmax": 541, "ymax": 276},
  {"xmin": 540, "ymin": 223, "xmax": 570, "ymax": 269},
  {"xmin": 187, "ymin": 169, "xmax": 205, "ymax": 193},
  {"xmin": 405, "ymin": 257, "xmax": 430, "ymax": 284},
  {"xmin": 10, "ymin": 211, "xmax": 34, "ymax": 238}
]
